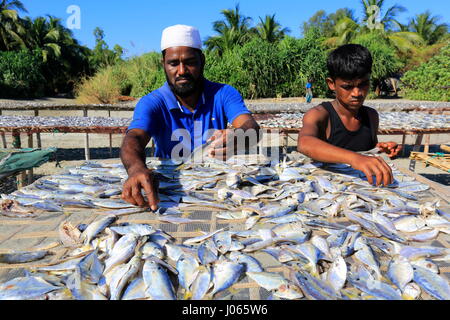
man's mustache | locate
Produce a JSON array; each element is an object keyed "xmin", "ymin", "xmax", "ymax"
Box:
[{"xmin": 175, "ymin": 75, "xmax": 194, "ymax": 82}]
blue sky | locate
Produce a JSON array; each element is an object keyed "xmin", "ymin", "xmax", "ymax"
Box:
[{"xmin": 20, "ymin": 0, "xmax": 450, "ymax": 58}]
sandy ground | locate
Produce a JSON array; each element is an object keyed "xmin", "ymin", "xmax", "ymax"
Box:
[{"xmin": 0, "ymin": 97, "xmax": 449, "ymax": 192}]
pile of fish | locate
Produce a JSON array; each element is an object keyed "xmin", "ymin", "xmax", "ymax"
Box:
[
  {"xmin": 0, "ymin": 116, "xmax": 131, "ymax": 128},
  {"xmin": 0, "ymin": 154, "xmax": 450, "ymax": 300},
  {"xmin": 256, "ymin": 112, "xmax": 450, "ymax": 130},
  {"xmin": 248, "ymin": 101, "xmax": 450, "ymax": 114}
]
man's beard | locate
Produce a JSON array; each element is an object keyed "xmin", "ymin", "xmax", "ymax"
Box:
[{"xmin": 167, "ymin": 74, "xmax": 204, "ymax": 98}]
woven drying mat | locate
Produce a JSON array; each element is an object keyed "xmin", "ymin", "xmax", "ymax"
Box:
[{"xmin": 0, "ymin": 162, "xmax": 449, "ymax": 300}]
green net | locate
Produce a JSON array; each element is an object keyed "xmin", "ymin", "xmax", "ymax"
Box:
[{"xmin": 0, "ymin": 148, "xmax": 56, "ymax": 178}]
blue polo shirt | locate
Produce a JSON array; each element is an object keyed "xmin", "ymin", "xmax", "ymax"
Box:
[{"xmin": 127, "ymin": 79, "xmax": 251, "ymax": 159}]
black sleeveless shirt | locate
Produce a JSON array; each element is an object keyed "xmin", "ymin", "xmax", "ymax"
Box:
[{"xmin": 322, "ymin": 101, "xmax": 376, "ymax": 152}]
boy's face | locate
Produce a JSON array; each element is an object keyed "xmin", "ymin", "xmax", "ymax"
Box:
[{"xmin": 326, "ymin": 75, "xmax": 371, "ymax": 110}]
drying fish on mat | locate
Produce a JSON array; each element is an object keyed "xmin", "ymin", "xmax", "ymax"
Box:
[{"xmin": 0, "ymin": 151, "xmax": 449, "ymax": 300}]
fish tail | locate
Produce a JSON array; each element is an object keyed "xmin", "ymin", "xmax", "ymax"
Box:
[{"xmin": 183, "ymin": 290, "xmax": 193, "ymax": 300}]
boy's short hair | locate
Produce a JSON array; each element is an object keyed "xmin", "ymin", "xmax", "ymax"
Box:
[{"xmin": 327, "ymin": 44, "xmax": 373, "ymax": 80}]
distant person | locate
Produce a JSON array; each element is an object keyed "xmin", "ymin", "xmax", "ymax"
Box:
[
  {"xmin": 305, "ymin": 79, "xmax": 313, "ymax": 103},
  {"xmin": 297, "ymin": 44, "xmax": 402, "ymax": 186},
  {"xmin": 120, "ymin": 24, "xmax": 260, "ymax": 209}
]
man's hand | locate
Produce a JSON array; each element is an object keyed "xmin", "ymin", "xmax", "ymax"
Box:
[
  {"xmin": 349, "ymin": 153, "xmax": 394, "ymax": 187},
  {"xmin": 207, "ymin": 129, "xmax": 235, "ymax": 160},
  {"xmin": 121, "ymin": 168, "xmax": 159, "ymax": 210},
  {"xmin": 377, "ymin": 142, "xmax": 402, "ymax": 159}
]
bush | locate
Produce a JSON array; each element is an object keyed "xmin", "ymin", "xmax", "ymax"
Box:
[
  {"xmin": 123, "ymin": 52, "xmax": 166, "ymax": 98},
  {"xmin": 75, "ymin": 66, "xmax": 122, "ymax": 104},
  {"xmin": 401, "ymin": 42, "xmax": 450, "ymax": 101},
  {"xmin": 277, "ymin": 30, "xmax": 329, "ymax": 98},
  {"xmin": 205, "ymin": 29, "xmax": 329, "ymax": 99},
  {"xmin": 0, "ymin": 50, "xmax": 45, "ymax": 98},
  {"xmin": 75, "ymin": 52, "xmax": 165, "ymax": 102}
]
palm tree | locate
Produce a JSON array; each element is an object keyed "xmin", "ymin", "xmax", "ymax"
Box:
[
  {"xmin": 256, "ymin": 14, "xmax": 290, "ymax": 43},
  {"xmin": 302, "ymin": 8, "xmax": 356, "ymax": 38},
  {"xmin": 205, "ymin": 4, "xmax": 253, "ymax": 55},
  {"xmin": 23, "ymin": 16, "xmax": 62, "ymax": 62},
  {"xmin": 360, "ymin": 0, "xmax": 406, "ymax": 31},
  {"xmin": 0, "ymin": 0, "xmax": 27, "ymax": 50},
  {"xmin": 357, "ymin": 0, "xmax": 423, "ymax": 54},
  {"xmin": 408, "ymin": 11, "xmax": 448, "ymax": 45},
  {"xmin": 324, "ymin": 16, "xmax": 360, "ymax": 47}
]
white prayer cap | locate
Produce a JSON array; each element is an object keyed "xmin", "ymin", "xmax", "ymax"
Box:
[{"xmin": 161, "ymin": 25, "xmax": 202, "ymax": 51}]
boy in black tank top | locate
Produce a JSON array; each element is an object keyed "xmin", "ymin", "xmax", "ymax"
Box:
[{"xmin": 297, "ymin": 44, "xmax": 401, "ymax": 187}]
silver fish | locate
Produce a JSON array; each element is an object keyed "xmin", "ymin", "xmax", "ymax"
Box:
[
  {"xmin": 110, "ymin": 224, "xmax": 155, "ymax": 236},
  {"xmin": 177, "ymin": 254, "xmax": 200, "ymax": 291},
  {"xmin": 0, "ymin": 250, "xmax": 49, "ymax": 264},
  {"xmin": 228, "ymin": 252, "xmax": 263, "ymax": 273},
  {"xmin": 353, "ymin": 237, "xmax": 382, "ymax": 280},
  {"xmin": 213, "ymin": 231, "xmax": 233, "ymax": 255},
  {"xmin": 211, "ymin": 260, "xmax": 244, "ymax": 296},
  {"xmin": 325, "ymin": 251, "xmax": 347, "ymax": 292},
  {"xmin": 347, "ymin": 271, "xmax": 401, "ymax": 300},
  {"xmin": 109, "ymin": 255, "xmax": 142, "ymax": 300},
  {"xmin": 190, "ymin": 265, "xmax": 213, "ymax": 300},
  {"xmin": 143, "ymin": 259, "xmax": 176, "ymax": 300},
  {"xmin": 246, "ymin": 272, "xmax": 288, "ymax": 291},
  {"xmin": 412, "ymin": 265, "xmax": 450, "ymax": 300},
  {"xmin": 183, "ymin": 228, "xmax": 225, "ymax": 245},
  {"xmin": 81, "ymin": 215, "xmax": 117, "ymax": 245},
  {"xmin": 77, "ymin": 251, "xmax": 104, "ymax": 284},
  {"xmin": 290, "ymin": 269, "xmax": 340, "ymax": 300},
  {"xmin": 104, "ymin": 233, "xmax": 139, "ymax": 274},
  {"xmin": 122, "ymin": 277, "xmax": 146, "ymax": 300},
  {"xmin": 141, "ymin": 241, "xmax": 165, "ymax": 260},
  {"xmin": 387, "ymin": 257, "xmax": 414, "ymax": 291},
  {"xmin": 0, "ymin": 276, "xmax": 61, "ymax": 300}
]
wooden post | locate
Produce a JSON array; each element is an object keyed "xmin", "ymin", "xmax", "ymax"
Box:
[
  {"xmin": 83, "ymin": 108, "xmax": 90, "ymax": 160},
  {"xmin": 12, "ymin": 130, "xmax": 21, "ymax": 149},
  {"xmin": 108, "ymin": 110, "xmax": 113, "ymax": 157},
  {"xmin": 27, "ymin": 132, "xmax": 34, "ymax": 184},
  {"xmin": 408, "ymin": 134, "xmax": 424, "ymax": 172},
  {"xmin": 35, "ymin": 110, "xmax": 42, "ymax": 148},
  {"xmin": 424, "ymin": 134, "xmax": 431, "ymax": 155},
  {"xmin": 12, "ymin": 130, "xmax": 26, "ymax": 189},
  {"xmin": 283, "ymin": 132, "xmax": 288, "ymax": 155},
  {"xmin": 401, "ymin": 133, "xmax": 406, "ymax": 157}
]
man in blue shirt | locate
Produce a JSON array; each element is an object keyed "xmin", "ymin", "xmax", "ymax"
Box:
[{"xmin": 120, "ymin": 25, "xmax": 260, "ymax": 210}]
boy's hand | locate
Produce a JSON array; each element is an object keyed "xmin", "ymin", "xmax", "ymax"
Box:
[
  {"xmin": 377, "ymin": 142, "xmax": 402, "ymax": 159},
  {"xmin": 349, "ymin": 153, "xmax": 394, "ymax": 187}
]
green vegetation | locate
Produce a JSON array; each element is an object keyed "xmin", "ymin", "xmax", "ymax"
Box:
[
  {"xmin": 76, "ymin": 52, "xmax": 165, "ymax": 104},
  {"xmin": 1, "ymin": 0, "xmax": 449, "ymax": 101},
  {"xmin": 0, "ymin": 49, "xmax": 45, "ymax": 98},
  {"xmin": 0, "ymin": 0, "xmax": 122, "ymax": 97},
  {"xmin": 401, "ymin": 43, "xmax": 450, "ymax": 101}
]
